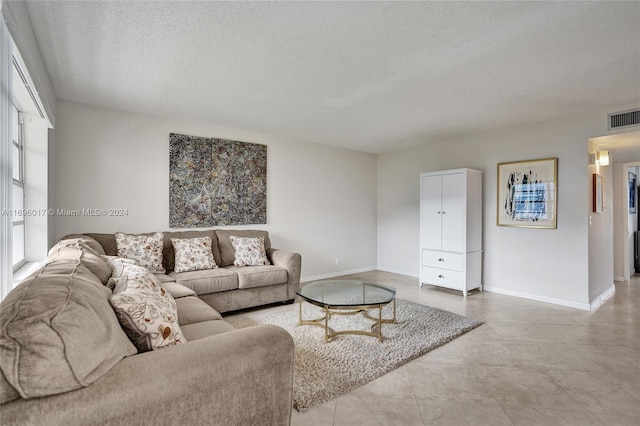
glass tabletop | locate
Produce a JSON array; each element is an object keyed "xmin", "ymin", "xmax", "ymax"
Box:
[{"xmin": 297, "ymin": 280, "xmax": 396, "ymax": 309}]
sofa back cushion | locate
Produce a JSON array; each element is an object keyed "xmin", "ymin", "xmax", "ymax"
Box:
[
  {"xmin": 81, "ymin": 233, "xmax": 119, "ymax": 256},
  {"xmin": 62, "ymin": 230, "xmax": 270, "ymax": 270},
  {"xmin": 48, "ymin": 238, "xmax": 112, "ymax": 285},
  {"xmin": 58, "ymin": 234, "xmax": 106, "ymax": 256},
  {"xmin": 0, "ymin": 259, "xmax": 137, "ymax": 400},
  {"xmin": 0, "ymin": 368, "xmax": 19, "ymax": 403},
  {"xmin": 70, "ymin": 231, "xmax": 222, "ymax": 274},
  {"xmin": 215, "ymin": 230, "xmax": 271, "ymax": 267}
]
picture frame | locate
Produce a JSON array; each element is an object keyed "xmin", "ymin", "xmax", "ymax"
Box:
[
  {"xmin": 497, "ymin": 158, "xmax": 558, "ymax": 229},
  {"xmin": 592, "ymin": 173, "xmax": 603, "ymax": 213},
  {"xmin": 629, "ymin": 172, "xmax": 637, "ymax": 214}
]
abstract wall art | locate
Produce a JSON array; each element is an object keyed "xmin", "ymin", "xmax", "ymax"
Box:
[
  {"xmin": 592, "ymin": 173, "xmax": 603, "ymax": 213},
  {"xmin": 169, "ymin": 133, "xmax": 267, "ymax": 227},
  {"xmin": 497, "ymin": 158, "xmax": 558, "ymax": 229}
]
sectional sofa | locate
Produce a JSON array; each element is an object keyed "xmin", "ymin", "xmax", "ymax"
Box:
[
  {"xmin": 0, "ymin": 230, "xmax": 300, "ymax": 425},
  {"xmin": 65, "ymin": 229, "xmax": 302, "ymax": 313}
]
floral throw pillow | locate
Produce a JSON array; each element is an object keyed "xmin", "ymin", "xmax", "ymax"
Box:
[
  {"xmin": 171, "ymin": 237, "xmax": 218, "ymax": 273},
  {"xmin": 230, "ymin": 236, "xmax": 270, "ymax": 267},
  {"xmin": 109, "ymin": 263, "xmax": 186, "ymax": 352},
  {"xmin": 115, "ymin": 232, "xmax": 165, "ymax": 273},
  {"xmin": 102, "ymin": 255, "xmax": 140, "ymax": 290}
]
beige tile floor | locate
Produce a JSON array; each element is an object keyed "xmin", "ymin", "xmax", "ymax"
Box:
[{"xmin": 232, "ymin": 271, "xmax": 640, "ymax": 426}]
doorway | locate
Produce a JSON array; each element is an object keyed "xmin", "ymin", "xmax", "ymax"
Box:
[{"xmin": 589, "ymin": 131, "xmax": 640, "ymax": 282}]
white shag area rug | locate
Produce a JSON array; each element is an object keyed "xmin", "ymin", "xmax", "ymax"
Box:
[{"xmin": 227, "ymin": 299, "xmax": 482, "ymax": 411}]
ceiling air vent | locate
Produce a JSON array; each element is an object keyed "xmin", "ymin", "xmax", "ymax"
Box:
[{"xmin": 608, "ymin": 109, "xmax": 640, "ymax": 130}]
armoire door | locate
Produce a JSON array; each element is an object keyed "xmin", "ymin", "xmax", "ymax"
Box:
[
  {"xmin": 441, "ymin": 173, "xmax": 465, "ymax": 252},
  {"xmin": 420, "ymin": 174, "xmax": 442, "ymax": 250}
]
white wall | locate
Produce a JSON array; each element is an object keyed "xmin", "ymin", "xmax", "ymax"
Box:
[
  {"xmin": 378, "ymin": 111, "xmax": 626, "ymax": 308},
  {"xmin": 587, "ymin": 156, "xmax": 613, "ymax": 301},
  {"xmin": 613, "ymin": 162, "xmax": 625, "ymax": 280},
  {"xmin": 54, "ymin": 101, "xmax": 378, "ymax": 281}
]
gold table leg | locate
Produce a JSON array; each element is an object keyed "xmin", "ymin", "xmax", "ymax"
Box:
[
  {"xmin": 324, "ymin": 307, "xmax": 329, "ymax": 343},
  {"xmin": 298, "ymin": 298, "xmax": 397, "ymax": 343}
]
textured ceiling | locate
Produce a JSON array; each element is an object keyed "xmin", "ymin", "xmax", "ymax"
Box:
[{"xmin": 24, "ymin": 1, "xmax": 640, "ymax": 154}]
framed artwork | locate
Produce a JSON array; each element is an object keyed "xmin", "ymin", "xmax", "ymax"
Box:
[
  {"xmin": 592, "ymin": 174, "xmax": 603, "ymax": 213},
  {"xmin": 497, "ymin": 158, "xmax": 558, "ymax": 229},
  {"xmin": 169, "ymin": 133, "xmax": 267, "ymax": 227},
  {"xmin": 629, "ymin": 172, "xmax": 637, "ymax": 214}
]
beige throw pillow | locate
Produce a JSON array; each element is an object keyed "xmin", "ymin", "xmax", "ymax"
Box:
[
  {"xmin": 115, "ymin": 232, "xmax": 166, "ymax": 273},
  {"xmin": 171, "ymin": 237, "xmax": 218, "ymax": 273},
  {"xmin": 230, "ymin": 235, "xmax": 270, "ymax": 267},
  {"xmin": 109, "ymin": 263, "xmax": 186, "ymax": 352}
]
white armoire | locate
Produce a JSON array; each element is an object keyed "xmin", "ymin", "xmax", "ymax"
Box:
[{"xmin": 419, "ymin": 168, "xmax": 483, "ymax": 296}]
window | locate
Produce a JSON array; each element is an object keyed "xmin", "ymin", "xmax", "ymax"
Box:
[{"xmin": 12, "ymin": 103, "xmax": 25, "ymax": 270}]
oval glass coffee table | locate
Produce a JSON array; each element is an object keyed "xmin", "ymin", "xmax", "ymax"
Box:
[{"xmin": 296, "ymin": 280, "xmax": 397, "ymax": 343}]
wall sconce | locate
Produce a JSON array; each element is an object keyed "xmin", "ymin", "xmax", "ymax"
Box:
[{"xmin": 597, "ymin": 150, "xmax": 610, "ymax": 166}]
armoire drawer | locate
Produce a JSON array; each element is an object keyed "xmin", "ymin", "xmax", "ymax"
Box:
[
  {"xmin": 421, "ymin": 266, "xmax": 464, "ymax": 290},
  {"xmin": 421, "ymin": 251, "xmax": 464, "ymax": 271}
]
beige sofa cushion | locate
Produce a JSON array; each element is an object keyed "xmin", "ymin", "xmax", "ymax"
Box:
[
  {"xmin": 175, "ymin": 296, "xmax": 223, "ymax": 325},
  {"xmin": 110, "ymin": 264, "xmax": 186, "ymax": 352},
  {"xmin": 70, "ymin": 231, "xmax": 273, "ymax": 272},
  {"xmin": 56, "ymin": 234, "xmax": 106, "ymax": 256},
  {"xmin": 180, "ymin": 320, "xmax": 236, "ymax": 341},
  {"xmin": 169, "ymin": 268, "xmax": 238, "ymax": 295},
  {"xmin": 0, "ymin": 260, "xmax": 137, "ymax": 399},
  {"xmin": 83, "ymin": 233, "xmax": 121, "ymax": 256},
  {"xmin": 48, "ymin": 239, "xmax": 112, "ymax": 285},
  {"xmin": 160, "ymin": 281, "xmax": 197, "ymax": 299},
  {"xmin": 215, "ymin": 230, "xmax": 271, "ymax": 267},
  {"xmin": 227, "ymin": 266, "xmax": 288, "ymax": 289},
  {"xmin": 154, "ymin": 273, "xmax": 176, "ymax": 283},
  {"xmin": 0, "ymin": 368, "xmax": 19, "ymax": 403}
]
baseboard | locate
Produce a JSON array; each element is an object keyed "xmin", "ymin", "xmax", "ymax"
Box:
[
  {"xmin": 301, "ymin": 266, "xmax": 377, "ymax": 283},
  {"xmin": 614, "ymin": 275, "xmax": 625, "ymax": 282},
  {"xmin": 589, "ymin": 284, "xmax": 615, "ymax": 312},
  {"xmin": 483, "ymin": 286, "xmax": 591, "ymax": 311},
  {"xmin": 376, "ymin": 266, "xmax": 419, "ymax": 278}
]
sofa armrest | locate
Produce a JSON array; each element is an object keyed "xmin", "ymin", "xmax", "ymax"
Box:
[
  {"xmin": 268, "ymin": 248, "xmax": 302, "ymax": 300},
  {"xmin": 0, "ymin": 325, "xmax": 294, "ymax": 426}
]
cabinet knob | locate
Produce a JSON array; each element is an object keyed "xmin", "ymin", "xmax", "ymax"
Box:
[
  {"xmin": 437, "ymin": 211, "xmax": 441, "ymax": 214},
  {"xmin": 438, "ymin": 274, "xmax": 444, "ymax": 279},
  {"xmin": 438, "ymin": 258, "xmax": 444, "ymax": 262}
]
